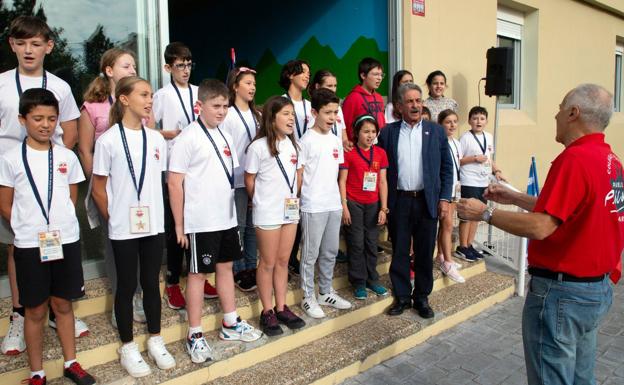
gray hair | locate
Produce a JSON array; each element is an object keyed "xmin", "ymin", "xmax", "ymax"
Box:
[
  {"xmin": 563, "ymin": 83, "xmax": 613, "ymax": 130},
  {"xmin": 397, "ymin": 83, "xmax": 423, "ymax": 104}
]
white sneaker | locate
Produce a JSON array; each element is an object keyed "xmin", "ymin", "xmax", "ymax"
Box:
[
  {"xmin": 1, "ymin": 312, "xmax": 25, "ymax": 355},
  {"xmin": 219, "ymin": 318, "xmax": 263, "ymax": 342},
  {"xmin": 318, "ymin": 290, "xmax": 352, "ymax": 310},
  {"xmin": 133, "ymin": 294, "xmax": 147, "ymax": 323},
  {"xmin": 147, "ymin": 336, "xmax": 176, "ymax": 370},
  {"xmin": 186, "ymin": 332, "xmax": 213, "ymax": 363},
  {"xmin": 439, "ymin": 262, "xmax": 466, "ymax": 284},
  {"xmin": 119, "ymin": 342, "xmax": 151, "ymax": 378},
  {"xmin": 437, "ymin": 255, "xmax": 462, "ymax": 270},
  {"xmin": 48, "ymin": 317, "xmax": 90, "ymax": 338},
  {"xmin": 301, "ymin": 296, "xmax": 325, "ymax": 318}
]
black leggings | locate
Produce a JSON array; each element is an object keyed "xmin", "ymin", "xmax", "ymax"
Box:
[{"xmin": 111, "ymin": 234, "xmax": 163, "ymax": 343}]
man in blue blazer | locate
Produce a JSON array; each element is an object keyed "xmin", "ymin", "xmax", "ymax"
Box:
[{"xmin": 377, "ymin": 83, "xmax": 453, "ymax": 317}]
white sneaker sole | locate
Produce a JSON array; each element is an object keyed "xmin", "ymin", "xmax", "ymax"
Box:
[
  {"xmin": 148, "ymin": 351, "xmax": 176, "ymax": 370},
  {"xmin": 122, "ymin": 363, "xmax": 151, "ymax": 378}
]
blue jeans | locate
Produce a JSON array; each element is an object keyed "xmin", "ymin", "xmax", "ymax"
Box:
[
  {"xmin": 522, "ymin": 275, "xmax": 613, "ymax": 385},
  {"xmin": 233, "ymin": 188, "xmax": 257, "ymax": 273}
]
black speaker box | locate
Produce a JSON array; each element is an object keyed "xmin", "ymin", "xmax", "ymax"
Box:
[{"xmin": 485, "ymin": 47, "xmax": 513, "ymax": 97}]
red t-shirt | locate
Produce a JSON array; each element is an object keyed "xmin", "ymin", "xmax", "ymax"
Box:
[
  {"xmin": 528, "ymin": 133, "xmax": 624, "ymax": 282},
  {"xmin": 340, "ymin": 145, "xmax": 389, "ymax": 204}
]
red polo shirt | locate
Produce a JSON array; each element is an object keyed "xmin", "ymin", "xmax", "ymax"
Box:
[
  {"xmin": 340, "ymin": 145, "xmax": 389, "ymax": 204},
  {"xmin": 528, "ymin": 133, "xmax": 624, "ymax": 282}
]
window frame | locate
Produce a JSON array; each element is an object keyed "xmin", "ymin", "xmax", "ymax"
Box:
[
  {"xmin": 615, "ymin": 42, "xmax": 623, "ymax": 112},
  {"xmin": 496, "ymin": 7, "xmax": 524, "ymax": 110}
]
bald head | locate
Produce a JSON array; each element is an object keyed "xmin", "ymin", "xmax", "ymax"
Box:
[{"xmin": 562, "ymin": 84, "xmax": 613, "ymax": 130}]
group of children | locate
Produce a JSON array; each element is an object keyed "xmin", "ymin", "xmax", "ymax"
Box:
[{"xmin": 0, "ymin": 15, "xmax": 505, "ymax": 385}]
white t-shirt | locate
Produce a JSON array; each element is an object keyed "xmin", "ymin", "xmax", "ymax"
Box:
[
  {"xmin": 282, "ymin": 94, "xmax": 314, "ymax": 141},
  {"xmin": 459, "ymin": 130, "xmax": 494, "ymax": 187},
  {"xmin": 0, "ymin": 69, "xmax": 80, "ymax": 150},
  {"xmin": 448, "ymin": 137, "xmax": 462, "ymax": 197},
  {"xmin": 0, "ymin": 144, "xmax": 85, "ymax": 248},
  {"xmin": 168, "ymin": 121, "xmax": 239, "ymax": 233},
  {"xmin": 385, "ymin": 102, "xmax": 397, "ymax": 124},
  {"xmin": 220, "ymin": 106, "xmax": 259, "ymax": 189},
  {"xmin": 93, "ymin": 125, "xmax": 167, "ymax": 240},
  {"xmin": 299, "ymin": 129, "xmax": 343, "ymax": 213},
  {"xmin": 152, "ymin": 82, "xmax": 199, "ymax": 154},
  {"xmin": 333, "ymin": 106, "xmax": 346, "ymax": 138},
  {"xmin": 246, "ymin": 137, "xmax": 300, "ymax": 225}
]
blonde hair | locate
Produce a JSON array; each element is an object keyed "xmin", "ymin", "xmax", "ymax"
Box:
[
  {"xmin": 83, "ymin": 48, "xmax": 136, "ymax": 103},
  {"xmin": 108, "ymin": 76, "xmax": 149, "ymax": 125}
]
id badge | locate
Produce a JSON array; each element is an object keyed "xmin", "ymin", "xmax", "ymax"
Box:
[
  {"xmin": 130, "ymin": 206, "xmax": 150, "ymax": 233},
  {"xmin": 363, "ymin": 172, "xmax": 378, "ymax": 192},
  {"xmin": 284, "ymin": 198, "xmax": 300, "ymax": 221},
  {"xmin": 454, "ymin": 182, "xmax": 462, "ymax": 202},
  {"xmin": 38, "ymin": 230, "xmax": 64, "ymax": 262}
]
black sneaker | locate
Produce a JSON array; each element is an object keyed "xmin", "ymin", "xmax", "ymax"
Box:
[
  {"xmin": 235, "ymin": 270, "xmax": 257, "ymax": 292},
  {"xmin": 275, "ymin": 305, "xmax": 306, "ymax": 329},
  {"xmin": 469, "ymin": 245, "xmax": 485, "ymax": 259},
  {"xmin": 260, "ymin": 309, "xmax": 283, "ymax": 336},
  {"xmin": 64, "ymin": 362, "xmax": 96, "ymax": 385},
  {"xmin": 454, "ymin": 246, "xmax": 478, "ymax": 262}
]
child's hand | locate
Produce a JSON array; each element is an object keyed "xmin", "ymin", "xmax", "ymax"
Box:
[
  {"xmin": 343, "ymin": 140, "xmax": 354, "ymax": 152},
  {"xmin": 377, "ymin": 210, "xmax": 386, "ymax": 225},
  {"xmin": 494, "ymin": 171, "xmax": 507, "ymax": 182},
  {"xmin": 475, "ymin": 154, "xmax": 488, "ymax": 163},
  {"xmin": 175, "ymin": 226, "xmax": 189, "ymax": 249},
  {"xmin": 342, "ymin": 207, "xmax": 352, "ymax": 225}
]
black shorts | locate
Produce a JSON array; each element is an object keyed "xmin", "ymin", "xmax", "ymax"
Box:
[
  {"xmin": 461, "ymin": 186, "xmax": 487, "ymax": 204},
  {"xmin": 14, "ymin": 241, "xmax": 85, "ymax": 307},
  {"xmin": 186, "ymin": 227, "xmax": 242, "ymax": 274}
]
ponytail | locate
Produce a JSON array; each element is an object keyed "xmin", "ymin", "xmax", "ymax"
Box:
[
  {"xmin": 108, "ymin": 98, "xmax": 125, "ymax": 125},
  {"xmin": 83, "ymin": 75, "xmax": 111, "ymax": 103}
]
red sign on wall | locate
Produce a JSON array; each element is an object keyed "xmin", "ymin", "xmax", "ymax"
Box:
[{"xmin": 412, "ymin": 0, "xmax": 425, "ymax": 16}]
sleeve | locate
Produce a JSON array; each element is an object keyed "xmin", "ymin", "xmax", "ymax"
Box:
[
  {"xmin": 339, "ymin": 149, "xmax": 349, "ymax": 169},
  {"xmin": 152, "ymin": 90, "xmax": 165, "ymax": 125},
  {"xmin": 245, "ymin": 143, "xmax": 261, "ymax": 174},
  {"xmin": 67, "ymin": 152, "xmax": 86, "ymax": 184},
  {"xmin": 168, "ymin": 131, "xmax": 193, "ymax": 174},
  {"xmin": 230, "ymin": 143, "xmax": 240, "ymax": 169},
  {"xmin": 0, "ymin": 156, "xmax": 15, "ymax": 188},
  {"xmin": 337, "ymin": 138, "xmax": 344, "ymax": 163},
  {"xmin": 533, "ymin": 155, "xmax": 588, "ymax": 223},
  {"xmin": 92, "ymin": 136, "xmax": 112, "ymax": 176},
  {"xmin": 80, "ymin": 102, "xmax": 97, "ymax": 128},
  {"xmin": 59, "ymin": 86, "xmax": 80, "ymax": 122},
  {"xmin": 298, "ymin": 140, "xmax": 308, "ymax": 168},
  {"xmin": 487, "ymin": 132, "xmax": 495, "ymax": 155},
  {"xmin": 379, "ymin": 147, "xmax": 389, "ymax": 169},
  {"xmin": 337, "ymin": 107, "xmax": 346, "ymax": 131},
  {"xmin": 159, "ymin": 136, "xmax": 168, "ymax": 172}
]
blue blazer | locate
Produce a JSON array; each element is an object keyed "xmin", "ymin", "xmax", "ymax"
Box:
[{"xmin": 377, "ymin": 120, "xmax": 453, "ymax": 218}]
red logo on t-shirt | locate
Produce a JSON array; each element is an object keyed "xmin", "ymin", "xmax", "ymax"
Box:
[
  {"xmin": 337, "ymin": 116, "xmax": 342, "ymax": 124},
  {"xmin": 333, "ymin": 148, "xmax": 339, "ymax": 159},
  {"xmin": 154, "ymin": 148, "xmax": 160, "ymax": 160},
  {"xmin": 371, "ymin": 161, "xmax": 380, "ymax": 171},
  {"xmin": 193, "ymin": 102, "xmax": 200, "ymax": 116},
  {"xmin": 57, "ymin": 162, "xmax": 67, "ymax": 174},
  {"xmin": 290, "ymin": 153, "xmax": 298, "ymax": 164},
  {"xmin": 223, "ymin": 145, "xmax": 231, "ymax": 157}
]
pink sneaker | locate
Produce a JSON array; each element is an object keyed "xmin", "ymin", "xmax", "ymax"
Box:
[{"xmin": 440, "ymin": 262, "xmax": 465, "ymax": 283}]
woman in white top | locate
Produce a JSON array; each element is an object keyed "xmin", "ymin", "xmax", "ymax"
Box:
[
  {"xmin": 385, "ymin": 70, "xmax": 413, "ymax": 124},
  {"xmin": 91, "ymin": 76, "xmax": 175, "ymax": 378},
  {"xmin": 245, "ymin": 96, "xmax": 306, "ymax": 337}
]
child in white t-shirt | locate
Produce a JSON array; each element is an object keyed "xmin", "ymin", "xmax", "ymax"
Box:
[
  {"xmin": 298, "ymin": 88, "xmax": 352, "ymax": 319},
  {"xmin": 221, "ymin": 66, "xmax": 261, "ymax": 293},
  {"xmin": 92, "ymin": 77, "xmax": 175, "ymax": 378},
  {"xmin": 0, "ymin": 88, "xmax": 95, "ymax": 385},
  {"xmin": 245, "ymin": 95, "xmax": 306, "ymax": 336},
  {"xmin": 168, "ymin": 79, "xmax": 261, "ymax": 365},
  {"xmin": 456, "ymin": 106, "xmax": 506, "ymax": 262}
]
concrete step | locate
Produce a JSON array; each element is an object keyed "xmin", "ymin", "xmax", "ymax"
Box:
[
  {"xmin": 0, "ymin": 251, "xmax": 486, "ymax": 384},
  {"xmin": 44, "ymin": 270, "xmax": 511, "ymax": 385}
]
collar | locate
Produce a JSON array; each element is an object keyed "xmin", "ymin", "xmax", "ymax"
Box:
[
  {"xmin": 567, "ymin": 132, "xmax": 605, "ymax": 148},
  {"xmin": 401, "ymin": 119, "xmax": 423, "ymax": 130}
]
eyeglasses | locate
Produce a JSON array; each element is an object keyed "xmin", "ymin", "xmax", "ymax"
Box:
[
  {"xmin": 173, "ymin": 62, "xmax": 195, "ymax": 70},
  {"xmin": 369, "ymin": 72, "xmax": 385, "ymax": 79}
]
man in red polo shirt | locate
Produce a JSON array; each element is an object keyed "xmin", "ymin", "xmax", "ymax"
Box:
[{"xmin": 457, "ymin": 83, "xmax": 624, "ymax": 385}]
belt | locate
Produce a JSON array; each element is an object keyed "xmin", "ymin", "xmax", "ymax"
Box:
[
  {"xmin": 398, "ymin": 190, "xmax": 424, "ymax": 198},
  {"xmin": 528, "ymin": 267, "xmax": 608, "ymax": 283}
]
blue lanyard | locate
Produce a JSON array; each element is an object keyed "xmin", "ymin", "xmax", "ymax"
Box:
[
  {"xmin": 232, "ymin": 105, "xmax": 258, "ymax": 143},
  {"xmin": 470, "ymin": 131, "xmax": 487, "ymax": 155},
  {"xmin": 286, "ymin": 94, "xmax": 308, "ymax": 137},
  {"xmin": 197, "ymin": 119, "xmax": 234, "ymax": 189},
  {"xmin": 108, "ymin": 95, "xmax": 114, "ymax": 105},
  {"xmin": 15, "ymin": 69, "xmax": 47, "ymax": 97},
  {"xmin": 355, "ymin": 145, "xmax": 374, "ymax": 169},
  {"xmin": 118, "ymin": 123, "xmax": 147, "ymax": 203},
  {"xmin": 332, "ymin": 123, "xmax": 337, "ymax": 136},
  {"xmin": 275, "ymin": 152, "xmax": 297, "ymax": 195},
  {"xmin": 171, "ymin": 81, "xmax": 195, "ymax": 125},
  {"xmin": 22, "ymin": 139, "xmax": 53, "ymax": 226},
  {"xmin": 450, "ymin": 140, "xmax": 460, "ymax": 179}
]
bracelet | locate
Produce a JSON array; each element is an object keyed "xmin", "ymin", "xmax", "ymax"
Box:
[{"xmin": 341, "ymin": 198, "xmax": 348, "ymax": 203}]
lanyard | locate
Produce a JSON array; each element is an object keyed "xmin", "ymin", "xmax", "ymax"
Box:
[
  {"xmin": 275, "ymin": 153, "xmax": 297, "ymax": 195},
  {"xmin": 332, "ymin": 123, "xmax": 337, "ymax": 136},
  {"xmin": 22, "ymin": 139, "xmax": 53, "ymax": 226},
  {"xmin": 286, "ymin": 94, "xmax": 308, "ymax": 137},
  {"xmin": 15, "ymin": 69, "xmax": 47, "ymax": 97},
  {"xmin": 470, "ymin": 131, "xmax": 487, "ymax": 155},
  {"xmin": 450, "ymin": 140, "xmax": 460, "ymax": 179},
  {"xmin": 171, "ymin": 81, "xmax": 195, "ymax": 125},
  {"xmin": 197, "ymin": 119, "xmax": 234, "ymax": 189},
  {"xmin": 359, "ymin": 93, "xmax": 377, "ymax": 117},
  {"xmin": 118, "ymin": 123, "xmax": 147, "ymax": 203},
  {"xmin": 108, "ymin": 95, "xmax": 114, "ymax": 106},
  {"xmin": 355, "ymin": 145, "xmax": 374, "ymax": 169},
  {"xmin": 232, "ymin": 105, "xmax": 258, "ymax": 143}
]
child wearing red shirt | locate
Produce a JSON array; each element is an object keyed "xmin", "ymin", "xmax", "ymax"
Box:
[{"xmin": 339, "ymin": 114, "xmax": 389, "ymax": 299}]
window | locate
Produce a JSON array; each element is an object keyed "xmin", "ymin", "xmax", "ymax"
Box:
[
  {"xmin": 497, "ymin": 7, "xmax": 523, "ymax": 109},
  {"xmin": 615, "ymin": 42, "xmax": 623, "ymax": 112}
]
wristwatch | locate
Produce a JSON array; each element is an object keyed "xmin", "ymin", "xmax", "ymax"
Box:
[
  {"xmin": 380, "ymin": 207, "xmax": 390, "ymax": 214},
  {"xmin": 481, "ymin": 207, "xmax": 495, "ymax": 223}
]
